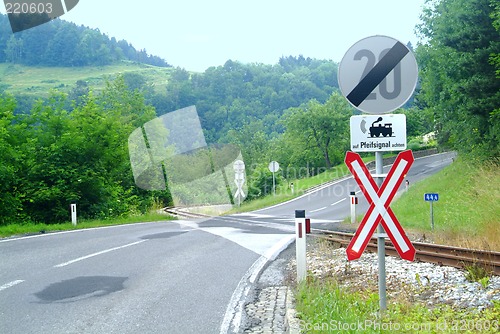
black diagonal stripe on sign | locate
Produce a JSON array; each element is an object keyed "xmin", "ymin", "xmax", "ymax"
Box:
[{"xmin": 347, "ymin": 41, "xmax": 409, "ymax": 107}]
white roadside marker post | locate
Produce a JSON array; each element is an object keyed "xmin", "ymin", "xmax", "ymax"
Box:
[
  {"xmin": 350, "ymin": 191, "xmax": 358, "ymax": 224},
  {"xmin": 70, "ymin": 203, "xmax": 77, "ymax": 226},
  {"xmin": 295, "ymin": 210, "xmax": 307, "ymax": 283}
]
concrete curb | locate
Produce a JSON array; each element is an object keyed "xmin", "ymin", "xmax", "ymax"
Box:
[{"xmin": 285, "ymin": 288, "xmax": 301, "ymax": 334}]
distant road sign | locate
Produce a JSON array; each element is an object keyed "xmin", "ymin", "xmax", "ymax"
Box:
[
  {"xmin": 233, "ymin": 160, "xmax": 246, "ymax": 205},
  {"xmin": 268, "ymin": 161, "xmax": 280, "ymax": 173},
  {"xmin": 233, "ymin": 160, "xmax": 245, "ymax": 173},
  {"xmin": 338, "ymin": 35, "xmax": 418, "ymax": 114},
  {"xmin": 424, "ymin": 193, "xmax": 439, "ymax": 201},
  {"xmin": 350, "ymin": 114, "xmax": 406, "ymax": 152}
]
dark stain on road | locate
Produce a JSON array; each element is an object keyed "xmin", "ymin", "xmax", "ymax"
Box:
[{"xmin": 34, "ymin": 276, "xmax": 127, "ymax": 303}]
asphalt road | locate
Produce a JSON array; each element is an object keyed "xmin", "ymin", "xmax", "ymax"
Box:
[{"xmin": 0, "ymin": 151, "xmax": 455, "ymax": 333}]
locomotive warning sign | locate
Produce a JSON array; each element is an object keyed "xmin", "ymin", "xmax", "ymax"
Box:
[{"xmin": 350, "ymin": 114, "xmax": 407, "ymax": 152}]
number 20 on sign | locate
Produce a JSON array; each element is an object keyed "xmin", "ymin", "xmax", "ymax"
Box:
[{"xmin": 338, "ymin": 35, "xmax": 418, "ymax": 115}]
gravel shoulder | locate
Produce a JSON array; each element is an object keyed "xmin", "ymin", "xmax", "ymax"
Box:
[
  {"xmin": 289, "ymin": 238, "xmax": 500, "ymax": 310},
  {"xmin": 240, "ymin": 237, "xmax": 499, "ymax": 333}
]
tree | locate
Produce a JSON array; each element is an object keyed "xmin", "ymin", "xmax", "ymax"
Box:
[
  {"xmin": 5, "ymin": 76, "xmax": 165, "ymax": 223},
  {"xmin": 5, "ymin": 36, "xmax": 23, "ymax": 62},
  {"xmin": 416, "ymin": 0, "xmax": 500, "ymax": 157},
  {"xmin": 0, "ymin": 15, "xmax": 170, "ymax": 67},
  {"xmin": 43, "ymin": 22, "xmax": 80, "ymax": 66},
  {"xmin": 0, "ymin": 94, "xmax": 22, "ymax": 225},
  {"xmin": 280, "ymin": 92, "xmax": 351, "ymax": 169}
]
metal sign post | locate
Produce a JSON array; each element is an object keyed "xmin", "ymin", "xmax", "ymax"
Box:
[
  {"xmin": 345, "ymin": 151, "xmax": 416, "ymax": 311},
  {"xmin": 268, "ymin": 161, "xmax": 279, "ymax": 196},
  {"xmin": 375, "ymin": 152, "xmax": 387, "ymax": 310},
  {"xmin": 340, "ymin": 35, "xmax": 418, "ymax": 313},
  {"xmin": 424, "ymin": 193, "xmax": 439, "ymax": 231}
]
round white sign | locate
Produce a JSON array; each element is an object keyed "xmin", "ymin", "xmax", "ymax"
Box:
[
  {"xmin": 233, "ymin": 160, "xmax": 245, "ymax": 172},
  {"xmin": 268, "ymin": 161, "xmax": 279, "ymax": 173},
  {"xmin": 338, "ymin": 35, "xmax": 418, "ymax": 114}
]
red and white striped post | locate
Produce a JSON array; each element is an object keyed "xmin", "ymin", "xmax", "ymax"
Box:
[
  {"xmin": 295, "ymin": 210, "xmax": 307, "ymax": 283},
  {"xmin": 350, "ymin": 191, "xmax": 358, "ymax": 224}
]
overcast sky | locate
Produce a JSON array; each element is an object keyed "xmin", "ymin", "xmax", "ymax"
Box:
[{"xmin": 4, "ymin": 0, "xmax": 428, "ymax": 72}]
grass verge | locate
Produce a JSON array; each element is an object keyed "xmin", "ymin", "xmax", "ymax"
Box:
[
  {"xmin": 391, "ymin": 157, "xmax": 499, "ymax": 250},
  {"xmin": 0, "ymin": 212, "xmax": 175, "ymax": 238},
  {"xmin": 295, "ymin": 276, "xmax": 500, "ymax": 333}
]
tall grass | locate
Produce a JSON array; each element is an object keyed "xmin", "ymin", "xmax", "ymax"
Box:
[
  {"xmin": 392, "ymin": 158, "xmax": 499, "ymax": 249},
  {"xmin": 295, "ymin": 276, "xmax": 500, "ymax": 333},
  {"xmin": 295, "ymin": 278, "xmax": 380, "ymax": 333}
]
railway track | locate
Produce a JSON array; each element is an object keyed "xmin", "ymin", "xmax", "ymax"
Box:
[
  {"xmin": 312, "ymin": 229, "xmax": 500, "ymax": 276},
  {"xmin": 164, "ymin": 207, "xmax": 212, "ymax": 219},
  {"xmin": 163, "ymin": 207, "xmax": 500, "ymax": 276}
]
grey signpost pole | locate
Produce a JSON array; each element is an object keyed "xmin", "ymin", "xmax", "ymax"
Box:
[
  {"xmin": 268, "ymin": 161, "xmax": 279, "ymax": 196},
  {"xmin": 430, "ymin": 201, "xmax": 434, "ymax": 231},
  {"xmin": 375, "ymin": 152, "xmax": 387, "ymax": 311},
  {"xmin": 272, "ymin": 172, "xmax": 276, "ymax": 196},
  {"xmin": 425, "ymin": 193, "xmax": 438, "ymax": 231}
]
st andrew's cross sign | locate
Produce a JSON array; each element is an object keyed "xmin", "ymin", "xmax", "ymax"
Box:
[{"xmin": 344, "ymin": 150, "xmax": 416, "ymax": 261}]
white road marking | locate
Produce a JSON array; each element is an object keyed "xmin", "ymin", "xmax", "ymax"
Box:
[
  {"xmin": 0, "ymin": 280, "xmax": 25, "ymax": 292},
  {"xmin": 54, "ymin": 240, "xmax": 147, "ymax": 268},
  {"xmin": 310, "ymin": 206, "xmax": 327, "ymax": 213},
  {"xmin": 331, "ymin": 198, "xmax": 346, "ymax": 206}
]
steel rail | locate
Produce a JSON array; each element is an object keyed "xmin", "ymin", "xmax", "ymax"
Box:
[
  {"xmin": 164, "ymin": 207, "xmax": 212, "ymax": 219},
  {"xmin": 311, "ymin": 229, "xmax": 500, "ymax": 276}
]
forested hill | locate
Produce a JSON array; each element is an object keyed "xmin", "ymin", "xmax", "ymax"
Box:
[
  {"xmin": 153, "ymin": 57, "xmax": 340, "ymax": 142},
  {"xmin": 0, "ymin": 14, "xmax": 170, "ymax": 67}
]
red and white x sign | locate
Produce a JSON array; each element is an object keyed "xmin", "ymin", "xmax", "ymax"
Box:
[{"xmin": 345, "ymin": 150, "xmax": 416, "ymax": 261}]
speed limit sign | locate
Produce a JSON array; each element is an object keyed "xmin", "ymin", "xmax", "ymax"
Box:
[{"xmin": 338, "ymin": 35, "xmax": 418, "ymax": 114}]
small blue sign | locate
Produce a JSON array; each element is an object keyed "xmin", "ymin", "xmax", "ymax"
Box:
[{"xmin": 424, "ymin": 193, "xmax": 439, "ymax": 202}]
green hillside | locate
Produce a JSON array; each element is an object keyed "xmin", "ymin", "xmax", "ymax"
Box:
[
  {"xmin": 0, "ymin": 61, "xmax": 173, "ymax": 96},
  {"xmin": 393, "ymin": 158, "xmax": 499, "ymax": 250}
]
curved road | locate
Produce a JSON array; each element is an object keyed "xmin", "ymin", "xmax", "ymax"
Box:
[{"xmin": 0, "ymin": 152, "xmax": 455, "ymax": 333}]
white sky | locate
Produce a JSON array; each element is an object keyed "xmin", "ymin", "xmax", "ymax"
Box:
[{"xmin": 3, "ymin": 1, "xmax": 428, "ymax": 72}]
